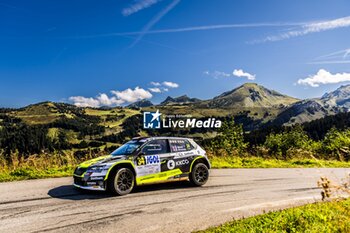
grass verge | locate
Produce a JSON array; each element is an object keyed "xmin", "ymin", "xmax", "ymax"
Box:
[
  {"xmin": 210, "ymin": 156, "xmax": 350, "ymax": 168},
  {"xmin": 0, "ymin": 166, "xmax": 74, "ymax": 182},
  {"xmin": 1, "ymin": 154, "xmax": 350, "ymax": 182},
  {"xmin": 197, "ymin": 199, "xmax": 350, "ymax": 233},
  {"xmin": 0, "ymin": 151, "xmax": 94, "ymax": 182}
]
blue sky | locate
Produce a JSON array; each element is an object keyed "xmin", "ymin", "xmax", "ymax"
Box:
[{"xmin": 1, "ymin": 0, "xmax": 350, "ymax": 107}]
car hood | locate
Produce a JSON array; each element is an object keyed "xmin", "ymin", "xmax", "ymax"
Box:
[{"xmin": 78, "ymin": 155, "xmax": 126, "ymax": 168}]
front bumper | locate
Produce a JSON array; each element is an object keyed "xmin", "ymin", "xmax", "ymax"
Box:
[{"xmin": 73, "ymin": 175, "xmax": 106, "ymax": 191}]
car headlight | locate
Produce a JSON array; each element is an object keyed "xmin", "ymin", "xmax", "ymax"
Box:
[{"xmin": 87, "ymin": 165, "xmax": 109, "ymax": 173}]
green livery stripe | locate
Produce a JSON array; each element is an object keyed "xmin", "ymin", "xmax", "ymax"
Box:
[{"xmin": 136, "ymin": 169, "xmax": 183, "ymax": 185}]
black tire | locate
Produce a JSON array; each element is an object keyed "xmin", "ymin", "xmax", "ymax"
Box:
[
  {"xmin": 108, "ymin": 168, "xmax": 135, "ymax": 196},
  {"xmin": 189, "ymin": 163, "xmax": 209, "ymax": 186}
]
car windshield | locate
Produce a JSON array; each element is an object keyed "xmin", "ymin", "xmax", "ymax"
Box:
[{"xmin": 111, "ymin": 141, "xmax": 143, "ymax": 156}]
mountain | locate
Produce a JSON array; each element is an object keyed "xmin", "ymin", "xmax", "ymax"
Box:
[
  {"xmin": 322, "ymin": 84, "xmax": 350, "ymax": 109},
  {"xmin": 273, "ymin": 84, "xmax": 350, "ymax": 125},
  {"xmin": 7, "ymin": 102, "xmax": 86, "ymax": 124},
  {"xmin": 127, "ymin": 99, "xmax": 153, "ymax": 108},
  {"xmin": 160, "ymin": 95, "xmax": 201, "ymax": 105},
  {"xmin": 197, "ymin": 83, "xmax": 299, "ymax": 108},
  {"xmin": 4, "ymin": 83, "xmax": 350, "ymax": 129}
]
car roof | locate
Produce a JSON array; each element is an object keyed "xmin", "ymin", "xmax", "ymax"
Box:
[{"xmin": 132, "ymin": 136, "xmax": 192, "ymax": 141}]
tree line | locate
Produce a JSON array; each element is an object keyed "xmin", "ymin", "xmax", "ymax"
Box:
[{"xmin": 2, "ymin": 110, "xmax": 350, "ymax": 160}]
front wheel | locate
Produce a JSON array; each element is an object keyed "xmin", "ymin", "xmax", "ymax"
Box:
[
  {"xmin": 189, "ymin": 163, "xmax": 209, "ymax": 186},
  {"xmin": 108, "ymin": 168, "xmax": 135, "ymax": 196}
]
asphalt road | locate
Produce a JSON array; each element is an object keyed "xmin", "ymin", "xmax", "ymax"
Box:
[{"xmin": 0, "ymin": 168, "xmax": 349, "ymax": 233}]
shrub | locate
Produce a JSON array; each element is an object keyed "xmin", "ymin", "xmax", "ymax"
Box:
[
  {"xmin": 264, "ymin": 125, "xmax": 313, "ymax": 159},
  {"xmin": 322, "ymin": 128, "xmax": 350, "ymax": 161},
  {"xmin": 208, "ymin": 119, "xmax": 248, "ymax": 156}
]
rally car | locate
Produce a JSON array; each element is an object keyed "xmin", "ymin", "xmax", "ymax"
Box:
[{"xmin": 73, "ymin": 137, "xmax": 210, "ymax": 195}]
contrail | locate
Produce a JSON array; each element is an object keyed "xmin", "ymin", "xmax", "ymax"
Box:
[
  {"xmin": 69, "ymin": 22, "xmax": 304, "ymax": 39},
  {"xmin": 308, "ymin": 60, "xmax": 350, "ymax": 65},
  {"xmin": 128, "ymin": 0, "xmax": 180, "ymax": 48},
  {"xmin": 309, "ymin": 48, "xmax": 350, "ymax": 64},
  {"xmin": 122, "ymin": 0, "xmax": 163, "ymax": 16},
  {"xmin": 253, "ymin": 16, "xmax": 350, "ymax": 43},
  {"xmin": 314, "ymin": 48, "xmax": 350, "ymax": 60}
]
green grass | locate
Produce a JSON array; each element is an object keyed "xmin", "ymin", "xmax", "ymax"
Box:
[
  {"xmin": 0, "ymin": 166, "xmax": 74, "ymax": 182},
  {"xmin": 0, "ymin": 151, "xmax": 94, "ymax": 182},
  {"xmin": 1, "ymin": 155, "xmax": 349, "ymax": 183},
  {"xmin": 198, "ymin": 199, "xmax": 350, "ymax": 233},
  {"xmin": 85, "ymin": 107, "xmax": 140, "ymax": 131},
  {"xmin": 210, "ymin": 156, "xmax": 350, "ymax": 168}
]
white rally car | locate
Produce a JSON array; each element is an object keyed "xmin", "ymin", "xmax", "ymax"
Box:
[{"xmin": 73, "ymin": 137, "xmax": 210, "ymax": 195}]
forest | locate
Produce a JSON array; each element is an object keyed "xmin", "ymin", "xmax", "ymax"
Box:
[{"xmin": 1, "ymin": 110, "xmax": 350, "ymax": 161}]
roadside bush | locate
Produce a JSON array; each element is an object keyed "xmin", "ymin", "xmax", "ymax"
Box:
[
  {"xmin": 264, "ymin": 125, "xmax": 313, "ymax": 159},
  {"xmin": 207, "ymin": 119, "xmax": 248, "ymax": 156},
  {"xmin": 321, "ymin": 128, "xmax": 350, "ymax": 161}
]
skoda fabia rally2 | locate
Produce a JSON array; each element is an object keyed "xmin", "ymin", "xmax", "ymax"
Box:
[{"xmin": 73, "ymin": 137, "xmax": 210, "ymax": 195}]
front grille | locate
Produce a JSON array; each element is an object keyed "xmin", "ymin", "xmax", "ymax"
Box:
[
  {"xmin": 74, "ymin": 167, "xmax": 87, "ymax": 176},
  {"xmin": 74, "ymin": 176, "xmax": 85, "ymax": 186}
]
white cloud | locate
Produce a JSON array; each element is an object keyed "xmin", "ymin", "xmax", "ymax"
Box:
[
  {"xmin": 111, "ymin": 86, "xmax": 152, "ymax": 103},
  {"xmin": 69, "ymin": 96, "xmax": 101, "ymax": 108},
  {"xmin": 297, "ymin": 69, "xmax": 350, "ymax": 87},
  {"xmin": 232, "ymin": 69, "xmax": 256, "ymax": 80},
  {"xmin": 70, "ymin": 87, "xmax": 152, "ymax": 107},
  {"xmin": 203, "ymin": 70, "xmax": 231, "ymax": 79},
  {"xmin": 162, "ymin": 81, "xmax": 179, "ymax": 88},
  {"xmin": 149, "ymin": 87, "xmax": 162, "ymax": 93},
  {"xmin": 122, "ymin": 0, "xmax": 162, "ymax": 16},
  {"xmin": 257, "ymin": 16, "xmax": 350, "ymax": 43},
  {"xmin": 69, "ymin": 94, "xmax": 124, "ymax": 108},
  {"xmin": 150, "ymin": 81, "xmax": 161, "ymax": 86},
  {"xmin": 204, "ymin": 69, "xmax": 256, "ymax": 80},
  {"xmin": 148, "ymin": 81, "xmax": 178, "ymax": 92},
  {"xmin": 96, "ymin": 93, "xmax": 124, "ymax": 106}
]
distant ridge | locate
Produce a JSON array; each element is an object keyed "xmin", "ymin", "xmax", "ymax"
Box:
[
  {"xmin": 197, "ymin": 83, "xmax": 299, "ymax": 108},
  {"xmin": 273, "ymin": 84, "xmax": 350, "ymax": 125},
  {"xmin": 160, "ymin": 95, "xmax": 201, "ymax": 105},
  {"xmin": 127, "ymin": 99, "xmax": 154, "ymax": 108}
]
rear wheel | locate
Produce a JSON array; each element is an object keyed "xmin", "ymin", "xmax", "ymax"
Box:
[
  {"xmin": 108, "ymin": 168, "xmax": 135, "ymax": 196},
  {"xmin": 189, "ymin": 163, "xmax": 209, "ymax": 186}
]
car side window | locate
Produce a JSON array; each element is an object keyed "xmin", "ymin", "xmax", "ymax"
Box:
[
  {"xmin": 169, "ymin": 139, "xmax": 193, "ymax": 152},
  {"xmin": 141, "ymin": 139, "xmax": 170, "ymax": 155}
]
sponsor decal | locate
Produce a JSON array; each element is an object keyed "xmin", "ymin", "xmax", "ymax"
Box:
[
  {"xmin": 175, "ymin": 159, "xmax": 189, "ymax": 166},
  {"xmin": 174, "ymin": 152, "xmax": 194, "ymax": 159},
  {"xmin": 167, "ymin": 159, "xmax": 189, "ymax": 169},
  {"xmin": 136, "ymin": 155, "xmax": 160, "ymax": 166},
  {"xmin": 87, "ymin": 182, "xmax": 97, "ymax": 185},
  {"xmin": 167, "ymin": 160, "xmax": 175, "ymax": 170},
  {"xmin": 138, "ymin": 169, "xmax": 182, "ymax": 183},
  {"xmin": 90, "ymin": 176, "xmax": 104, "ymax": 181},
  {"xmin": 136, "ymin": 155, "xmax": 161, "ymax": 176},
  {"xmin": 143, "ymin": 110, "xmax": 221, "ymax": 129}
]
